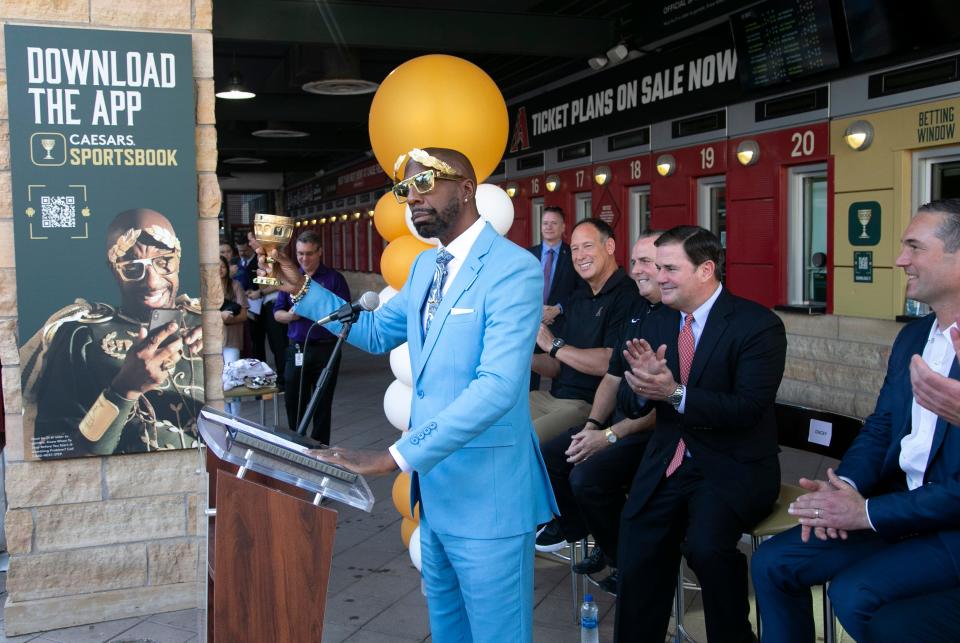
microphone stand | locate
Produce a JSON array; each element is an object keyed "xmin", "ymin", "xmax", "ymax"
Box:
[{"xmin": 295, "ymin": 312, "xmax": 355, "ymax": 439}]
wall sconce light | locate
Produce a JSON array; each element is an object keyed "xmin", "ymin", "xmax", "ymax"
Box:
[
  {"xmin": 367, "ymin": 210, "xmax": 375, "ymax": 218},
  {"xmin": 655, "ymin": 154, "xmax": 676, "ymax": 177},
  {"xmin": 320, "ymin": 217, "xmax": 327, "ymax": 224},
  {"xmin": 505, "ymin": 182, "xmax": 519, "ymax": 198},
  {"xmin": 340, "ymin": 214, "xmax": 349, "ymax": 221},
  {"xmin": 735, "ymin": 140, "xmax": 760, "ymax": 166},
  {"xmin": 311, "ymin": 219, "xmax": 318, "ymax": 225},
  {"xmin": 353, "ymin": 212, "xmax": 362, "ymax": 220},
  {"xmin": 593, "ymin": 165, "xmax": 612, "ymax": 186},
  {"xmin": 844, "ymin": 120, "xmax": 874, "ymax": 151},
  {"xmin": 294, "ymin": 221, "xmax": 301, "ymax": 227},
  {"xmin": 545, "ymin": 174, "xmax": 560, "ymax": 192}
]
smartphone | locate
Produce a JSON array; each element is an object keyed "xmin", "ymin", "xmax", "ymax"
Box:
[{"xmin": 148, "ymin": 308, "xmax": 183, "ymax": 347}]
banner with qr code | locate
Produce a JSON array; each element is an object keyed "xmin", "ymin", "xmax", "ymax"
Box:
[{"xmin": 5, "ymin": 25, "xmax": 204, "ymax": 460}]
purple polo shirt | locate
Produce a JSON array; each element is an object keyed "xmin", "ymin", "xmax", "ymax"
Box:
[{"xmin": 275, "ymin": 263, "xmax": 351, "ymax": 345}]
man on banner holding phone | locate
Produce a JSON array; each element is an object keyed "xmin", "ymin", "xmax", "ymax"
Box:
[
  {"xmin": 254, "ymin": 147, "xmax": 557, "ymax": 642},
  {"xmin": 24, "ymin": 208, "xmax": 204, "ymax": 458}
]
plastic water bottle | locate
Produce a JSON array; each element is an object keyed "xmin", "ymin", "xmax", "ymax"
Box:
[{"xmin": 580, "ymin": 593, "xmax": 599, "ymax": 643}]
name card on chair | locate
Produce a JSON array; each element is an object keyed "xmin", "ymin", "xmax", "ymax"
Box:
[{"xmin": 808, "ymin": 419, "xmax": 833, "ymax": 447}]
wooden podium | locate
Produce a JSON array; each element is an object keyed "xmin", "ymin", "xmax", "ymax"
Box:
[{"xmin": 199, "ymin": 408, "xmax": 374, "ymax": 643}]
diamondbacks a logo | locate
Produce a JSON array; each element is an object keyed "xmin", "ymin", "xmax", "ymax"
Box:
[{"xmin": 509, "ymin": 106, "xmax": 531, "ymax": 153}]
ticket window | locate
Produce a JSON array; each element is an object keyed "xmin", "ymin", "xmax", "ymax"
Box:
[
  {"xmin": 787, "ymin": 164, "xmax": 828, "ymax": 306},
  {"xmin": 531, "ymin": 197, "xmax": 545, "ymax": 245},
  {"xmin": 575, "ymin": 193, "xmax": 592, "ymax": 221},
  {"xmin": 628, "ymin": 186, "xmax": 651, "ymax": 249},
  {"xmin": 697, "ymin": 176, "xmax": 727, "ymax": 279}
]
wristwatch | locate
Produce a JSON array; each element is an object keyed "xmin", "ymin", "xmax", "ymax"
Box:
[
  {"xmin": 666, "ymin": 383, "xmax": 685, "ymax": 409},
  {"xmin": 604, "ymin": 428, "xmax": 618, "ymax": 444},
  {"xmin": 549, "ymin": 337, "xmax": 566, "ymax": 358}
]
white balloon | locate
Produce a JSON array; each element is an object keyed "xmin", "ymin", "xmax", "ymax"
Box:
[
  {"xmin": 404, "ymin": 205, "xmax": 440, "ymax": 245},
  {"xmin": 383, "ymin": 379, "xmax": 413, "ymax": 431},
  {"xmin": 408, "ymin": 526, "xmax": 422, "ymax": 572},
  {"xmin": 476, "ymin": 184, "xmax": 514, "ymax": 236},
  {"xmin": 389, "ymin": 343, "xmax": 413, "ymax": 387},
  {"xmin": 378, "ymin": 285, "xmax": 398, "ymax": 309}
]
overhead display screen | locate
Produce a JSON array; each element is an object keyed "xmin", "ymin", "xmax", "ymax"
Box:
[
  {"xmin": 842, "ymin": 0, "xmax": 960, "ymax": 62},
  {"xmin": 731, "ymin": 0, "xmax": 840, "ymax": 89}
]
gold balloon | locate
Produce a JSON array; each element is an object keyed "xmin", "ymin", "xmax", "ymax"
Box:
[
  {"xmin": 373, "ymin": 192, "xmax": 409, "ymax": 242},
  {"xmin": 381, "ymin": 235, "xmax": 432, "ymax": 291},
  {"xmin": 369, "ymin": 54, "xmax": 508, "ymax": 183},
  {"xmin": 392, "ymin": 472, "xmax": 411, "ymax": 518},
  {"xmin": 401, "ymin": 517, "xmax": 418, "ymax": 547}
]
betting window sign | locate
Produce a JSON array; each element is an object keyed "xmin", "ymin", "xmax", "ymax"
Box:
[{"xmin": 5, "ymin": 25, "xmax": 203, "ymax": 461}]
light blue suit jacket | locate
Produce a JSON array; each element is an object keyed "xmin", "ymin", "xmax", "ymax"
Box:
[{"xmin": 294, "ymin": 222, "xmax": 558, "ymax": 539}]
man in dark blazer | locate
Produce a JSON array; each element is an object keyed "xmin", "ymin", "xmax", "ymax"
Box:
[
  {"xmin": 529, "ymin": 206, "xmax": 583, "ymax": 390},
  {"xmin": 615, "ymin": 225, "xmax": 786, "ymax": 642},
  {"xmin": 752, "ymin": 200, "xmax": 960, "ymax": 642},
  {"xmin": 529, "ymin": 206, "xmax": 581, "ymax": 321}
]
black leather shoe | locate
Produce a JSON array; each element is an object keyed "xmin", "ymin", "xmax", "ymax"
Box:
[
  {"xmin": 596, "ymin": 569, "xmax": 618, "ymax": 596},
  {"xmin": 572, "ymin": 545, "xmax": 607, "ymax": 575}
]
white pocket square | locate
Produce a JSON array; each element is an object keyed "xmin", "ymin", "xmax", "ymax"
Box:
[{"xmin": 450, "ymin": 307, "xmax": 474, "ymax": 315}]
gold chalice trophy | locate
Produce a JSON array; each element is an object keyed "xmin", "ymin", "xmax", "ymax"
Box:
[
  {"xmin": 40, "ymin": 138, "xmax": 56, "ymax": 160},
  {"xmin": 856, "ymin": 208, "xmax": 873, "ymax": 239},
  {"xmin": 252, "ymin": 213, "xmax": 294, "ymax": 286}
]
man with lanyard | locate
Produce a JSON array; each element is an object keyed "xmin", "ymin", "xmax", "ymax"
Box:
[{"xmin": 273, "ymin": 230, "xmax": 349, "ymax": 444}]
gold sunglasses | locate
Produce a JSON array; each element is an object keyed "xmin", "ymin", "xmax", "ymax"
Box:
[{"xmin": 392, "ymin": 169, "xmax": 464, "ymax": 204}]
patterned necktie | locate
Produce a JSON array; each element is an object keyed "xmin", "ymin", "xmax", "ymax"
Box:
[
  {"xmin": 425, "ymin": 249, "xmax": 454, "ymax": 332},
  {"xmin": 666, "ymin": 313, "xmax": 696, "ymax": 477},
  {"xmin": 542, "ymin": 248, "xmax": 554, "ymax": 304}
]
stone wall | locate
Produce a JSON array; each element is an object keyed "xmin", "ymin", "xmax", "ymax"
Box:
[
  {"xmin": 776, "ymin": 312, "xmax": 901, "ymax": 419},
  {"xmin": 1, "ymin": 0, "xmax": 220, "ymax": 635}
]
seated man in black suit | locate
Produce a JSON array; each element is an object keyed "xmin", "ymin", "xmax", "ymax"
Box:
[
  {"xmin": 752, "ymin": 200, "xmax": 960, "ymax": 642},
  {"xmin": 536, "ymin": 232, "xmax": 663, "ymax": 593},
  {"xmin": 616, "ymin": 226, "xmax": 787, "ymax": 643}
]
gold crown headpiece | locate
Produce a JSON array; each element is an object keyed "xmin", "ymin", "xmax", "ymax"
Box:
[
  {"xmin": 108, "ymin": 225, "xmax": 182, "ymax": 263},
  {"xmin": 393, "ymin": 148, "xmax": 461, "ymax": 182}
]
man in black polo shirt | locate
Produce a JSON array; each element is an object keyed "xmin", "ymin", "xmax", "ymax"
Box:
[
  {"xmin": 530, "ymin": 218, "xmax": 640, "ymax": 444},
  {"xmin": 535, "ymin": 232, "xmax": 663, "ymax": 587}
]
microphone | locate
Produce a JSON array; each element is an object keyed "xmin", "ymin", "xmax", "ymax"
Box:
[{"xmin": 315, "ymin": 291, "xmax": 379, "ymax": 325}]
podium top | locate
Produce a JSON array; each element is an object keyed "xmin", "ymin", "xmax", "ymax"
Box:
[{"xmin": 198, "ymin": 406, "xmax": 374, "ymax": 512}]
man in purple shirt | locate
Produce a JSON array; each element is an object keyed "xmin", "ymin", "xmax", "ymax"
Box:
[{"xmin": 274, "ymin": 230, "xmax": 350, "ymax": 443}]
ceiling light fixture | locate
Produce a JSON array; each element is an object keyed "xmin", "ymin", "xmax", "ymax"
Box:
[
  {"xmin": 588, "ymin": 56, "xmax": 608, "ymax": 71},
  {"xmin": 302, "ymin": 79, "xmax": 379, "ymax": 96},
  {"xmin": 735, "ymin": 140, "xmax": 760, "ymax": 166},
  {"xmin": 606, "ymin": 44, "xmax": 629, "ymax": 64},
  {"xmin": 223, "ymin": 156, "xmax": 267, "ymax": 165},
  {"xmin": 216, "ymin": 72, "xmax": 255, "ymax": 100},
  {"xmin": 252, "ymin": 127, "xmax": 309, "ymax": 138}
]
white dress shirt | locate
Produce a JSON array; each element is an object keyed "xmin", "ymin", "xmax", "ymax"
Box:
[
  {"xmin": 901, "ymin": 320, "xmax": 958, "ymax": 489},
  {"xmin": 676, "ymin": 283, "xmax": 723, "ymax": 413},
  {"xmin": 393, "ymin": 217, "xmax": 488, "ymax": 472}
]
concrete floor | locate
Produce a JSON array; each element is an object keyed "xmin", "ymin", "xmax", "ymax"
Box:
[{"xmin": 1, "ymin": 345, "xmax": 848, "ymax": 643}]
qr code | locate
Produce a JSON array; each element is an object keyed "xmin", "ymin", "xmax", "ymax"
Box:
[{"xmin": 40, "ymin": 195, "xmax": 76, "ymax": 228}]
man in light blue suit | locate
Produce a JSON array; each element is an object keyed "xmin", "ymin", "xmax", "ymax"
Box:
[
  {"xmin": 257, "ymin": 147, "xmax": 557, "ymax": 642},
  {"xmin": 752, "ymin": 199, "xmax": 960, "ymax": 642}
]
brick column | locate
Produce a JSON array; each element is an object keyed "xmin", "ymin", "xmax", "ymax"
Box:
[{"xmin": 0, "ymin": 0, "xmax": 221, "ymax": 635}]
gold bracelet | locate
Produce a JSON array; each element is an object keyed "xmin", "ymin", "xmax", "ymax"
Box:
[{"xmin": 291, "ymin": 275, "xmax": 311, "ymax": 304}]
